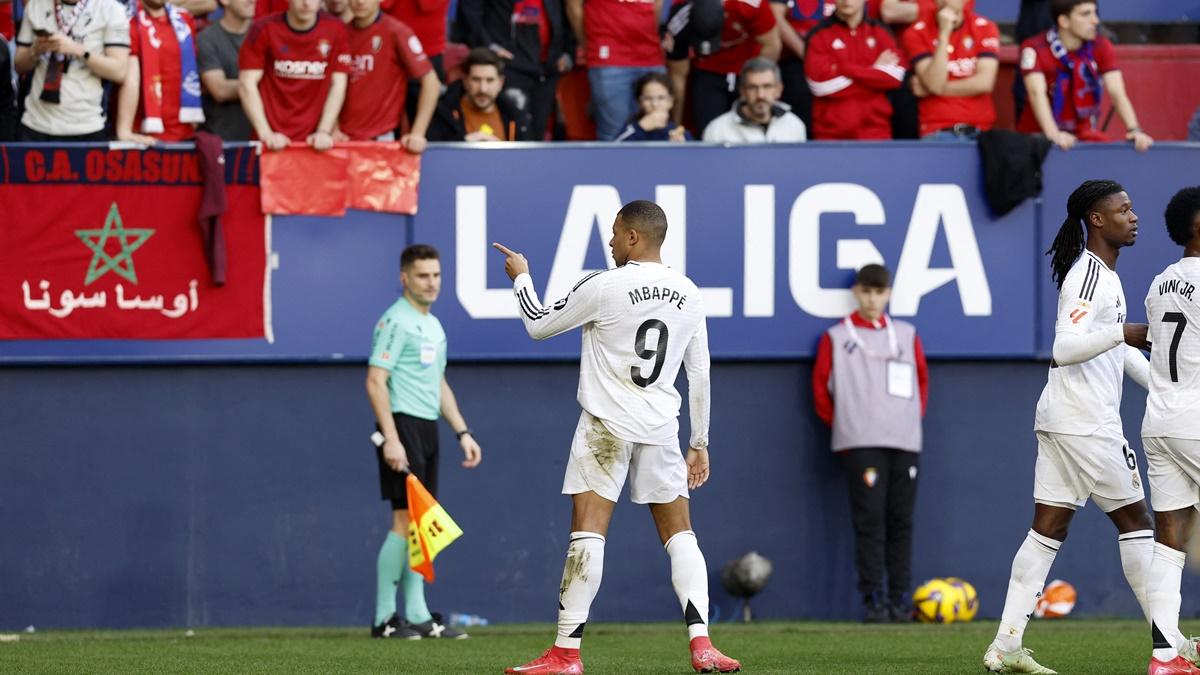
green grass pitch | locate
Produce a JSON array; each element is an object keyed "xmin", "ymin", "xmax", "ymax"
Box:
[{"xmin": 0, "ymin": 619, "xmax": 1182, "ymax": 674}]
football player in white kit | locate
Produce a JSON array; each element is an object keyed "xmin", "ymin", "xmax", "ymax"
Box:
[
  {"xmin": 493, "ymin": 200, "xmax": 741, "ymax": 675},
  {"xmin": 1143, "ymin": 187, "xmax": 1200, "ymax": 675},
  {"xmin": 984, "ymin": 180, "xmax": 1154, "ymax": 674}
]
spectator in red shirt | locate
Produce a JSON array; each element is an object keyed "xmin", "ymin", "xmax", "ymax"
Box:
[
  {"xmin": 0, "ymin": 0, "xmax": 14, "ymax": 41},
  {"xmin": 902, "ymin": 0, "xmax": 998, "ymax": 140},
  {"xmin": 805, "ymin": 0, "xmax": 903, "ymax": 140},
  {"xmin": 665, "ymin": 0, "xmax": 780, "ymax": 138},
  {"xmin": 383, "ymin": 0, "xmax": 449, "ymax": 130},
  {"xmin": 324, "ymin": 0, "xmax": 354, "ymax": 21},
  {"xmin": 1018, "ymin": 0, "xmax": 1152, "ymax": 152},
  {"xmin": 115, "ymin": 0, "xmax": 204, "ymax": 144},
  {"xmin": 770, "ymin": 0, "xmax": 834, "ymax": 131},
  {"xmin": 237, "ymin": 0, "xmax": 351, "ymax": 149},
  {"xmin": 256, "ymin": 0, "xmax": 289, "ymax": 19},
  {"xmin": 336, "ymin": 0, "xmax": 438, "ymax": 149},
  {"xmin": 459, "ymin": 0, "xmax": 575, "ymax": 141},
  {"xmin": 872, "ymin": 0, "xmax": 942, "ymax": 139},
  {"xmin": 566, "ymin": 0, "xmax": 664, "ymax": 141},
  {"xmin": 383, "ymin": 0, "xmax": 448, "ymax": 65}
]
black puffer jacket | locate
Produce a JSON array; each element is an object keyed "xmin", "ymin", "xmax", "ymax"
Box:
[
  {"xmin": 457, "ymin": 0, "xmax": 575, "ymax": 78},
  {"xmin": 426, "ymin": 80, "xmax": 534, "ymax": 142}
]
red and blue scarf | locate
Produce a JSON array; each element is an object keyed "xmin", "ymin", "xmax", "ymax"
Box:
[{"xmin": 1047, "ymin": 28, "xmax": 1102, "ymax": 131}]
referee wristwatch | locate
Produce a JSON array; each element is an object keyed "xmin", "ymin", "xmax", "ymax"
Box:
[{"xmin": 455, "ymin": 428, "xmax": 473, "ymax": 440}]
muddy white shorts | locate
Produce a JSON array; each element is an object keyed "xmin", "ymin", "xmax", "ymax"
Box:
[
  {"xmin": 1033, "ymin": 429, "xmax": 1145, "ymax": 512},
  {"xmin": 562, "ymin": 411, "xmax": 689, "ymax": 505},
  {"xmin": 1144, "ymin": 436, "xmax": 1200, "ymax": 512}
]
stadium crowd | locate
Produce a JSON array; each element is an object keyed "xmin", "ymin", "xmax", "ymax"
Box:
[{"xmin": 0, "ymin": 0, "xmax": 1192, "ymax": 148}]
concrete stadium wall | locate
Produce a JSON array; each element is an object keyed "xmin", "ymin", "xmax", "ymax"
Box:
[{"xmin": 2, "ymin": 360, "xmax": 1193, "ymax": 629}]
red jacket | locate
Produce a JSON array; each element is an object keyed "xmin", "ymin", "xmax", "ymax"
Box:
[
  {"xmin": 812, "ymin": 312, "xmax": 929, "ymax": 425},
  {"xmin": 804, "ymin": 15, "xmax": 903, "ymax": 139}
]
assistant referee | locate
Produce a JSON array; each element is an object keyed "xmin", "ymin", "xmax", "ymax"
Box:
[{"xmin": 366, "ymin": 244, "xmax": 481, "ymax": 639}]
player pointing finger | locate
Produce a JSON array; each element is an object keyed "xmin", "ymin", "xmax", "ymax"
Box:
[{"xmin": 491, "ymin": 242, "xmax": 529, "ymax": 281}]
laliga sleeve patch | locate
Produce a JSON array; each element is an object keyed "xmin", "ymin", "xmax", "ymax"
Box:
[
  {"xmin": 409, "ymin": 35, "xmax": 424, "ymax": 54},
  {"xmin": 1020, "ymin": 46, "xmax": 1037, "ymax": 70}
]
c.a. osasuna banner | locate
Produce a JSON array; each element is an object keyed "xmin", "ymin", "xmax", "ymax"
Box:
[{"xmin": 0, "ymin": 145, "xmax": 271, "ymax": 340}]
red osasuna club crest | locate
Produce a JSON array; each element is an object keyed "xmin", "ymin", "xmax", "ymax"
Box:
[
  {"xmin": 318, "ymin": 39, "xmax": 331, "ymax": 57},
  {"xmin": 371, "ymin": 35, "xmax": 382, "ymax": 53}
]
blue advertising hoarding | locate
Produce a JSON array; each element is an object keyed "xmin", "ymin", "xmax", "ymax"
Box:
[
  {"xmin": 1, "ymin": 142, "xmax": 1198, "ymax": 363},
  {"xmin": 414, "ymin": 143, "xmax": 1037, "ymax": 359}
]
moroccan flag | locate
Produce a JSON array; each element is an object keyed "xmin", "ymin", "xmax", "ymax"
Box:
[
  {"xmin": 405, "ymin": 473, "xmax": 463, "ymax": 583},
  {"xmin": 0, "ymin": 145, "xmax": 270, "ymax": 340}
]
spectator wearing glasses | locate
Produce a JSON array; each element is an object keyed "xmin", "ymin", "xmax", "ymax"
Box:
[{"xmin": 702, "ymin": 57, "xmax": 805, "ymax": 143}]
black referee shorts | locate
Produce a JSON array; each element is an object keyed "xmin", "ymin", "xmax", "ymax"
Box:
[{"xmin": 376, "ymin": 412, "xmax": 439, "ymax": 511}]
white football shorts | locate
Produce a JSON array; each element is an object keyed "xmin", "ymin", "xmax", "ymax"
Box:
[
  {"xmin": 1033, "ymin": 429, "xmax": 1144, "ymax": 512},
  {"xmin": 1143, "ymin": 436, "xmax": 1200, "ymax": 512},
  {"xmin": 562, "ymin": 410, "xmax": 689, "ymax": 505}
]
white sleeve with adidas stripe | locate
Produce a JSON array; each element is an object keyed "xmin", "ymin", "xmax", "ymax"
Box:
[{"xmin": 511, "ymin": 271, "xmax": 606, "ymax": 341}]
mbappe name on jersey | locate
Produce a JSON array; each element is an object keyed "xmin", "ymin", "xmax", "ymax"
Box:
[
  {"xmin": 1158, "ymin": 278, "xmax": 1196, "ymax": 302},
  {"xmin": 628, "ymin": 285, "xmax": 688, "ymax": 309}
]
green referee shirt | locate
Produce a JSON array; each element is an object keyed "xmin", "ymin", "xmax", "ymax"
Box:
[{"xmin": 369, "ymin": 296, "xmax": 447, "ymax": 421}]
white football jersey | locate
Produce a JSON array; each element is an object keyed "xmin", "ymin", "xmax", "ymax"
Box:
[
  {"xmin": 1143, "ymin": 257, "xmax": 1200, "ymax": 440},
  {"xmin": 512, "ymin": 261, "xmax": 710, "ymax": 448},
  {"xmin": 1035, "ymin": 251, "xmax": 1131, "ymax": 435}
]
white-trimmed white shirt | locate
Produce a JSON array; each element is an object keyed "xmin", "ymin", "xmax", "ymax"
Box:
[
  {"xmin": 512, "ymin": 261, "xmax": 711, "ymax": 448},
  {"xmin": 1143, "ymin": 257, "xmax": 1200, "ymax": 440},
  {"xmin": 1035, "ymin": 251, "xmax": 1147, "ymax": 435}
]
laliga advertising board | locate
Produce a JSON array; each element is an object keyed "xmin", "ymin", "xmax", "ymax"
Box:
[
  {"xmin": 414, "ymin": 143, "xmax": 1038, "ymax": 359},
  {"xmin": 2, "ymin": 143, "xmax": 1192, "ymax": 361}
]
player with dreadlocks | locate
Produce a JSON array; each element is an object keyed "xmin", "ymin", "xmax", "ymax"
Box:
[{"xmin": 983, "ymin": 179, "xmax": 1154, "ymax": 675}]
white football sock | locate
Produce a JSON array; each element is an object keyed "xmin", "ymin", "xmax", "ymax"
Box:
[
  {"xmin": 555, "ymin": 531, "xmax": 605, "ymax": 649},
  {"xmin": 665, "ymin": 530, "xmax": 710, "ymax": 640},
  {"xmin": 1118, "ymin": 529, "xmax": 1156, "ymax": 623},
  {"xmin": 994, "ymin": 529, "xmax": 1060, "ymax": 653},
  {"xmin": 1149, "ymin": 542, "xmax": 1186, "ymax": 662}
]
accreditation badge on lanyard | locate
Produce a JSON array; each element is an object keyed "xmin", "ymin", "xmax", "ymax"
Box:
[
  {"xmin": 843, "ymin": 315, "xmax": 913, "ymax": 400},
  {"xmin": 419, "ymin": 340, "xmax": 437, "ymax": 368}
]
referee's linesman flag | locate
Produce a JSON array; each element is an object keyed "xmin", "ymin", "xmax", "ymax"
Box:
[{"xmin": 406, "ymin": 474, "xmax": 463, "ymax": 582}]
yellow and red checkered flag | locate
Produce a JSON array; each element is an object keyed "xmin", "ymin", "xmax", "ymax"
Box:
[{"xmin": 405, "ymin": 474, "xmax": 463, "ymax": 582}]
